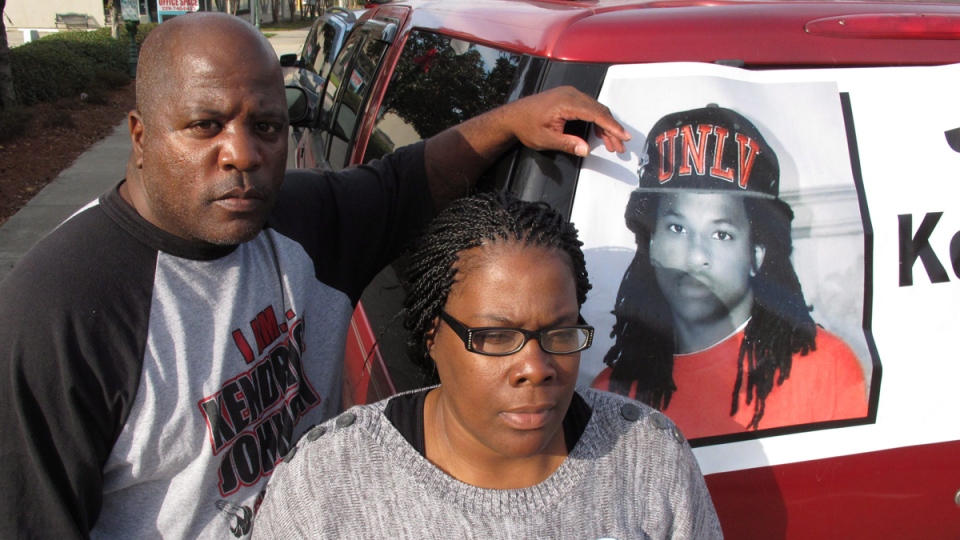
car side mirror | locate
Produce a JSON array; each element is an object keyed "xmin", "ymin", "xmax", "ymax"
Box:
[
  {"xmin": 279, "ymin": 53, "xmax": 298, "ymax": 67},
  {"xmin": 286, "ymin": 86, "xmax": 309, "ymax": 125}
]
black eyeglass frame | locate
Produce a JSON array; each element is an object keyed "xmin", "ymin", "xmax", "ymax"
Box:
[{"xmin": 438, "ymin": 310, "xmax": 595, "ymax": 356}]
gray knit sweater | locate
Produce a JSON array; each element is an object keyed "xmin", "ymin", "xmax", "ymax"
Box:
[{"xmin": 252, "ymin": 388, "xmax": 722, "ymax": 539}]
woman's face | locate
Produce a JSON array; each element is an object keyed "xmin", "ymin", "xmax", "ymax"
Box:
[{"xmin": 427, "ymin": 242, "xmax": 581, "ymax": 462}]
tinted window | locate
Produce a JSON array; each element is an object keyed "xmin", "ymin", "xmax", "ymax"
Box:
[
  {"xmin": 299, "ymin": 23, "xmax": 320, "ymax": 67},
  {"xmin": 328, "ymin": 37, "xmax": 389, "ymax": 170},
  {"xmin": 319, "ymin": 32, "xmax": 361, "ymax": 138},
  {"xmin": 365, "ymin": 31, "xmax": 522, "ymax": 163},
  {"xmin": 310, "ymin": 23, "xmax": 339, "ymax": 78}
]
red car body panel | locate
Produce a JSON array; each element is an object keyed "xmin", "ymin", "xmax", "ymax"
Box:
[
  {"xmin": 372, "ymin": 0, "xmax": 960, "ymax": 65},
  {"xmin": 308, "ymin": 0, "xmax": 960, "ymax": 535},
  {"xmin": 707, "ymin": 440, "xmax": 960, "ymax": 538},
  {"xmin": 342, "ymin": 301, "xmax": 396, "ymax": 408},
  {"xmin": 554, "ymin": 4, "xmax": 960, "ymax": 65}
]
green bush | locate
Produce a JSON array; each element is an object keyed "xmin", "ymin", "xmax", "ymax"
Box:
[
  {"xmin": 10, "ymin": 40, "xmax": 96, "ymax": 106},
  {"xmin": 119, "ymin": 22, "xmax": 159, "ymax": 47},
  {"xmin": 84, "ymin": 87, "xmax": 111, "ymax": 105},
  {"xmin": 44, "ymin": 29, "xmax": 127, "ymax": 72},
  {"xmin": 96, "ymin": 69, "xmax": 132, "ymax": 89},
  {"xmin": 8, "ymin": 25, "xmax": 149, "ymax": 107}
]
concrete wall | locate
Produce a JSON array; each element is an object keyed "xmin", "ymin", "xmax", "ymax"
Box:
[
  {"xmin": 4, "ymin": 0, "xmax": 106, "ymax": 31},
  {"xmin": 5, "ymin": 29, "xmax": 61, "ymax": 48}
]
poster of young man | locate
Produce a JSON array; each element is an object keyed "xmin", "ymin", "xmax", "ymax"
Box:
[{"xmin": 572, "ymin": 64, "xmax": 874, "ymax": 441}]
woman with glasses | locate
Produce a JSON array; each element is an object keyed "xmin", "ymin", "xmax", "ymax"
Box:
[{"xmin": 253, "ymin": 192, "xmax": 721, "ymax": 539}]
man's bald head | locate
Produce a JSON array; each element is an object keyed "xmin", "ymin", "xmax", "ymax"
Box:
[
  {"xmin": 136, "ymin": 13, "xmax": 281, "ymax": 122},
  {"xmin": 123, "ymin": 12, "xmax": 289, "ymax": 246}
]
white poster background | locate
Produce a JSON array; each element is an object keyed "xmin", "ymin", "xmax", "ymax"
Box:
[{"xmin": 573, "ymin": 62, "xmax": 960, "ymax": 474}]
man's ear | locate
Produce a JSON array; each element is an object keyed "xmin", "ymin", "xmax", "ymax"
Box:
[
  {"xmin": 128, "ymin": 110, "xmax": 145, "ymax": 169},
  {"xmin": 751, "ymin": 244, "xmax": 766, "ymax": 276}
]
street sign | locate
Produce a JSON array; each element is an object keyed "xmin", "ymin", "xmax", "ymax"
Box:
[
  {"xmin": 158, "ymin": 0, "xmax": 200, "ymax": 11},
  {"xmin": 121, "ymin": 0, "xmax": 140, "ymax": 21}
]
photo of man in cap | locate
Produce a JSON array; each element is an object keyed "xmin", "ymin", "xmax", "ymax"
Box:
[{"xmin": 591, "ymin": 105, "xmax": 868, "ymax": 439}]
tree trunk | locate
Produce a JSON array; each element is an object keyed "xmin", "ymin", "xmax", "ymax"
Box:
[
  {"xmin": 107, "ymin": 0, "xmax": 121, "ymax": 39},
  {"xmin": 287, "ymin": 0, "xmax": 296, "ymax": 22},
  {"xmin": 0, "ymin": 0, "xmax": 17, "ymax": 110}
]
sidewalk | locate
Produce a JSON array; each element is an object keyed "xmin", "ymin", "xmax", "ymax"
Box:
[{"xmin": 0, "ymin": 29, "xmax": 310, "ymax": 282}]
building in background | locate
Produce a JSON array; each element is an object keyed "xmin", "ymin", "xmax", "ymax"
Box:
[
  {"xmin": 3, "ymin": 0, "xmax": 306, "ymax": 48},
  {"xmin": 4, "ymin": 0, "xmax": 105, "ymax": 47}
]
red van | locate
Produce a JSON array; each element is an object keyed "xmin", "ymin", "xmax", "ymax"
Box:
[{"xmin": 285, "ymin": 0, "xmax": 960, "ymax": 536}]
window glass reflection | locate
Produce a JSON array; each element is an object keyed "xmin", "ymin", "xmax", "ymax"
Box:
[{"xmin": 366, "ymin": 31, "xmax": 521, "ymax": 163}]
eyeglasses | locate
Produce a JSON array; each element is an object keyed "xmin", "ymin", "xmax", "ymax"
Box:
[{"xmin": 438, "ymin": 310, "xmax": 594, "ymax": 356}]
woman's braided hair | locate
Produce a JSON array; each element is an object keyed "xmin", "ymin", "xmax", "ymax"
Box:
[
  {"xmin": 402, "ymin": 191, "xmax": 591, "ymax": 384},
  {"xmin": 603, "ymin": 190, "xmax": 817, "ymax": 429}
]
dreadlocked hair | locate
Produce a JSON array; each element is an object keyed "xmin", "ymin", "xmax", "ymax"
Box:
[
  {"xmin": 603, "ymin": 190, "xmax": 676, "ymax": 409},
  {"xmin": 401, "ymin": 191, "xmax": 591, "ymax": 385},
  {"xmin": 604, "ymin": 190, "xmax": 817, "ymax": 429}
]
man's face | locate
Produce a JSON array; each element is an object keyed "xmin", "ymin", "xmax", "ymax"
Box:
[
  {"xmin": 649, "ymin": 191, "xmax": 764, "ymax": 331},
  {"xmin": 131, "ymin": 46, "xmax": 288, "ymax": 245}
]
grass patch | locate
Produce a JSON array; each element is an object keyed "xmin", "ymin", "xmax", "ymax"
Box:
[{"xmin": 259, "ymin": 18, "xmax": 315, "ymax": 31}]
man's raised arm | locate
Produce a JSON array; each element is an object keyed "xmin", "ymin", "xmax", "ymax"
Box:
[{"xmin": 423, "ymin": 86, "xmax": 630, "ymax": 211}]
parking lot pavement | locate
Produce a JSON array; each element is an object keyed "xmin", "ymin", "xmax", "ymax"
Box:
[
  {"xmin": 0, "ymin": 30, "xmax": 310, "ymax": 283},
  {"xmin": 267, "ymin": 27, "xmax": 310, "ymax": 58}
]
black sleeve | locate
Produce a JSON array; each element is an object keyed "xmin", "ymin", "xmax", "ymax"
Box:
[
  {"xmin": 0, "ymin": 205, "xmax": 153, "ymax": 539},
  {"xmin": 267, "ymin": 141, "xmax": 435, "ymax": 304}
]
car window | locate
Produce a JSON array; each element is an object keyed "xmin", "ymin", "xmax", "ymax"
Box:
[
  {"xmin": 315, "ymin": 31, "xmax": 363, "ymax": 169},
  {"xmin": 364, "ymin": 30, "xmax": 522, "ymax": 163},
  {"xmin": 311, "ymin": 22, "xmax": 340, "ymax": 79},
  {"xmin": 320, "ymin": 31, "xmax": 361, "ymax": 130},
  {"xmin": 327, "ymin": 36, "xmax": 389, "ymax": 170},
  {"xmin": 299, "ymin": 23, "xmax": 320, "ymax": 68}
]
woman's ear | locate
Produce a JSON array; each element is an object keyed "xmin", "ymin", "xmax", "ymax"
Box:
[
  {"xmin": 425, "ymin": 316, "xmax": 440, "ymax": 356},
  {"xmin": 751, "ymin": 244, "xmax": 766, "ymax": 276}
]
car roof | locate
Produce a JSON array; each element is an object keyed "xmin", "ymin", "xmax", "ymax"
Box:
[
  {"xmin": 388, "ymin": 0, "xmax": 960, "ymax": 66},
  {"xmin": 320, "ymin": 7, "xmax": 362, "ymax": 25}
]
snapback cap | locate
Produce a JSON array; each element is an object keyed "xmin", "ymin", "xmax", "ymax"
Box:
[{"xmin": 637, "ymin": 105, "xmax": 780, "ymax": 199}]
